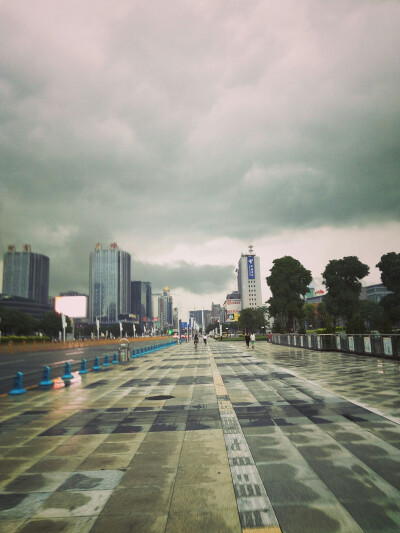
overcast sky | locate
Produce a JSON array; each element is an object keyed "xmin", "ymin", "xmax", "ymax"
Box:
[{"xmin": 1, "ymin": 0, "xmax": 399, "ymax": 318}]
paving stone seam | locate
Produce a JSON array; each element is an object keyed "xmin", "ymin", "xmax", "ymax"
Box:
[
  {"xmin": 208, "ymin": 346, "xmax": 282, "ymax": 532},
  {"xmin": 255, "ymin": 358, "xmax": 400, "ymax": 427},
  {"xmin": 253, "ymin": 343, "xmax": 400, "ymax": 419}
]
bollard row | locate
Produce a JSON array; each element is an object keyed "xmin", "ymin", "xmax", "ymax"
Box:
[{"xmin": 8, "ymin": 340, "xmax": 178, "ymax": 395}]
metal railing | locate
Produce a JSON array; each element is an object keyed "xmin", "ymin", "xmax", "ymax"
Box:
[{"xmin": 272, "ymin": 333, "xmax": 400, "ymax": 358}]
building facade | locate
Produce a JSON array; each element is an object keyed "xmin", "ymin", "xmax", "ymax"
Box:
[
  {"xmin": 237, "ymin": 245, "xmax": 263, "ymax": 309},
  {"xmin": 361, "ymin": 283, "xmax": 393, "ymax": 303},
  {"xmin": 89, "ymin": 243, "xmax": 131, "ymax": 323},
  {"xmin": 144, "ymin": 282, "xmax": 153, "ymax": 329},
  {"xmin": 131, "ymin": 281, "xmax": 146, "ymax": 325},
  {"xmin": 224, "ymin": 296, "xmax": 242, "ymax": 323},
  {"xmin": 0, "ymin": 294, "xmax": 51, "ymax": 320},
  {"xmin": 158, "ymin": 287, "xmax": 173, "ymax": 331},
  {"xmin": 2, "ymin": 244, "xmax": 49, "ymax": 305}
]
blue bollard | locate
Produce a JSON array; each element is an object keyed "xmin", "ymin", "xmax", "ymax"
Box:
[
  {"xmin": 112, "ymin": 352, "xmax": 118, "ymax": 364},
  {"xmin": 79, "ymin": 359, "xmax": 88, "ymax": 375},
  {"xmin": 62, "ymin": 362, "xmax": 73, "ymax": 386},
  {"xmin": 92, "ymin": 356, "xmax": 101, "ymax": 372},
  {"xmin": 39, "ymin": 366, "xmax": 54, "ymax": 389},
  {"xmin": 8, "ymin": 372, "xmax": 27, "ymax": 395},
  {"xmin": 103, "ymin": 354, "xmax": 110, "ymax": 367}
]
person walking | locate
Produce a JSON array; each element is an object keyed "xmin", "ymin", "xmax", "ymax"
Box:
[
  {"xmin": 245, "ymin": 333, "xmax": 250, "ymax": 348},
  {"xmin": 268, "ymin": 332, "xmax": 272, "ymax": 343},
  {"xmin": 250, "ymin": 332, "xmax": 256, "ymax": 349}
]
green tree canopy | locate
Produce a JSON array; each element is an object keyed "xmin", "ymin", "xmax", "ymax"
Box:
[
  {"xmin": 0, "ymin": 307, "xmax": 38, "ymax": 336},
  {"xmin": 39, "ymin": 311, "xmax": 71, "ymax": 338},
  {"xmin": 206, "ymin": 322, "xmax": 219, "ymax": 334},
  {"xmin": 376, "ymin": 252, "xmax": 400, "ymax": 325},
  {"xmin": 266, "ymin": 256, "xmax": 312, "ymax": 332},
  {"xmin": 359, "ymin": 300, "xmax": 387, "ymax": 331},
  {"xmin": 322, "ymin": 256, "xmax": 369, "ymax": 323},
  {"xmin": 237, "ymin": 307, "xmax": 267, "ymax": 333},
  {"xmin": 376, "ymin": 252, "xmax": 400, "ymax": 293},
  {"xmin": 302, "ymin": 303, "xmax": 317, "ymax": 328}
]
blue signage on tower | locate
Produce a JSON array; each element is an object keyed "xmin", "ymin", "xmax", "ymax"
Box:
[{"xmin": 247, "ymin": 256, "xmax": 255, "ymax": 279}]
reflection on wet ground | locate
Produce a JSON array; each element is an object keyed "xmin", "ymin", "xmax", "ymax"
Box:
[{"xmin": 0, "ymin": 340, "xmax": 399, "ymax": 532}]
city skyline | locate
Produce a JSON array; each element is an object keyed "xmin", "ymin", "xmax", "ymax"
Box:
[
  {"xmin": 1, "ymin": 1, "xmax": 399, "ymax": 318},
  {"xmin": 0, "ymin": 240, "xmax": 394, "ymax": 321}
]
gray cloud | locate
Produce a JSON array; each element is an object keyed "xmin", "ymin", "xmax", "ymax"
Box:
[
  {"xmin": 132, "ymin": 260, "xmax": 235, "ymax": 295},
  {"xmin": 1, "ymin": 0, "xmax": 399, "ymax": 301}
]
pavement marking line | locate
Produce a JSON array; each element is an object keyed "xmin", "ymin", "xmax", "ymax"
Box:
[
  {"xmin": 243, "ymin": 528, "xmax": 282, "ymax": 533},
  {"xmin": 242, "ymin": 526, "xmax": 282, "ymax": 533},
  {"xmin": 209, "ymin": 348, "xmax": 282, "ymax": 533}
]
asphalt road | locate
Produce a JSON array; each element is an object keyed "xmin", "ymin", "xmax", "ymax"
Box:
[{"xmin": 0, "ymin": 343, "xmax": 130, "ymax": 394}]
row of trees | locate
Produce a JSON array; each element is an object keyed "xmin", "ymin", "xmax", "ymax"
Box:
[
  {"xmin": 267, "ymin": 252, "xmax": 400, "ymax": 334},
  {"xmin": 0, "ymin": 307, "xmax": 145, "ymax": 340},
  {"xmin": 0, "ymin": 308, "xmax": 71, "ymax": 338}
]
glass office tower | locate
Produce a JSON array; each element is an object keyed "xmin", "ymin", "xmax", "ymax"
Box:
[
  {"xmin": 89, "ymin": 243, "xmax": 131, "ymax": 323},
  {"xmin": 2, "ymin": 244, "xmax": 49, "ymax": 304}
]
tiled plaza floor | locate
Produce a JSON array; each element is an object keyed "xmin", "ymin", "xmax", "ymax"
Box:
[{"xmin": 1, "ymin": 340, "xmax": 400, "ymax": 532}]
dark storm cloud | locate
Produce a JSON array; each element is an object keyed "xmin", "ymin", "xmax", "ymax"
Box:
[
  {"xmin": 132, "ymin": 261, "xmax": 235, "ymax": 295},
  {"xmin": 1, "ymin": 0, "xmax": 399, "ymax": 298}
]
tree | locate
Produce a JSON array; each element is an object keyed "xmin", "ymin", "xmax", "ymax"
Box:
[
  {"xmin": 39, "ymin": 311, "xmax": 71, "ymax": 338},
  {"xmin": 376, "ymin": 252, "xmax": 400, "ymax": 293},
  {"xmin": 359, "ymin": 300, "xmax": 388, "ymax": 331},
  {"xmin": 302, "ymin": 303, "xmax": 317, "ymax": 329},
  {"xmin": 0, "ymin": 307, "xmax": 38, "ymax": 336},
  {"xmin": 266, "ymin": 256, "xmax": 312, "ymax": 332},
  {"xmin": 206, "ymin": 322, "xmax": 219, "ymax": 334},
  {"xmin": 316, "ymin": 302, "xmax": 334, "ymax": 332},
  {"xmin": 237, "ymin": 307, "xmax": 267, "ymax": 333},
  {"xmin": 346, "ymin": 314, "xmax": 366, "ymax": 334},
  {"xmin": 376, "ymin": 252, "xmax": 400, "ymax": 325},
  {"xmin": 322, "ymin": 256, "xmax": 369, "ymax": 324}
]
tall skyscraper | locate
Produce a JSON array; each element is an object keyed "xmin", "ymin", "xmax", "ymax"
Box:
[
  {"xmin": 131, "ymin": 281, "xmax": 146, "ymax": 324},
  {"xmin": 144, "ymin": 282, "xmax": 153, "ymax": 323},
  {"xmin": 2, "ymin": 244, "xmax": 49, "ymax": 304},
  {"xmin": 89, "ymin": 242, "xmax": 131, "ymax": 323},
  {"xmin": 237, "ymin": 244, "xmax": 263, "ymax": 308},
  {"xmin": 158, "ymin": 286, "xmax": 173, "ymax": 331}
]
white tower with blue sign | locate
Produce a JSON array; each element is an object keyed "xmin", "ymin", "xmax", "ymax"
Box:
[{"xmin": 237, "ymin": 244, "xmax": 263, "ymax": 309}]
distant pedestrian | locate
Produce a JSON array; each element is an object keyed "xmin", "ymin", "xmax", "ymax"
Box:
[
  {"xmin": 268, "ymin": 333, "xmax": 272, "ymax": 343},
  {"xmin": 250, "ymin": 333, "xmax": 255, "ymax": 349},
  {"xmin": 203, "ymin": 334, "xmax": 207, "ymax": 345},
  {"xmin": 245, "ymin": 333, "xmax": 250, "ymax": 348}
]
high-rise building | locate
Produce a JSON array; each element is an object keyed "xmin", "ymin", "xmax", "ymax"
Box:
[
  {"xmin": 2, "ymin": 244, "xmax": 49, "ymax": 304},
  {"xmin": 211, "ymin": 303, "xmax": 222, "ymax": 323},
  {"xmin": 237, "ymin": 244, "xmax": 263, "ymax": 308},
  {"xmin": 131, "ymin": 281, "xmax": 146, "ymax": 325},
  {"xmin": 89, "ymin": 242, "xmax": 131, "ymax": 323},
  {"xmin": 158, "ymin": 286, "xmax": 173, "ymax": 331},
  {"xmin": 144, "ymin": 282, "xmax": 153, "ymax": 322},
  {"xmin": 190, "ymin": 310, "xmax": 203, "ymax": 327}
]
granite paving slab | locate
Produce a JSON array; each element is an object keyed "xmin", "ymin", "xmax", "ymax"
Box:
[{"xmin": 1, "ymin": 340, "xmax": 400, "ymax": 532}]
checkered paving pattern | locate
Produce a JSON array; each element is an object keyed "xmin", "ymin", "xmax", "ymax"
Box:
[{"xmin": 0, "ymin": 340, "xmax": 400, "ymax": 532}]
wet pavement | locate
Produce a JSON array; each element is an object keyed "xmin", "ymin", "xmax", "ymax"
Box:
[{"xmin": 1, "ymin": 340, "xmax": 400, "ymax": 532}]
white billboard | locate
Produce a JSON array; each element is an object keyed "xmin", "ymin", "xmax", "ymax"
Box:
[
  {"xmin": 225, "ymin": 299, "xmax": 241, "ymax": 322},
  {"xmin": 55, "ymin": 296, "xmax": 87, "ymax": 318}
]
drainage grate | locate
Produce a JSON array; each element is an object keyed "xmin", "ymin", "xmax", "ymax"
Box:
[{"xmin": 145, "ymin": 395, "xmax": 175, "ymax": 401}]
